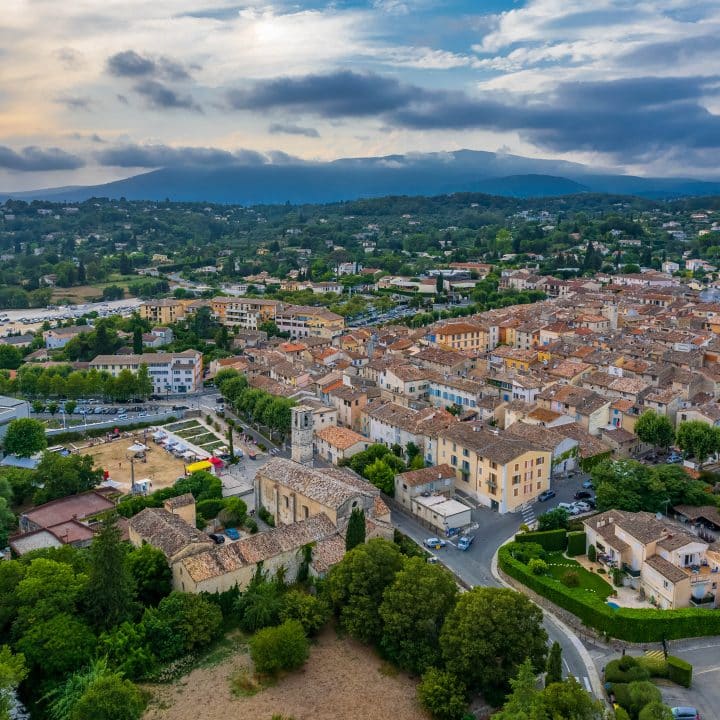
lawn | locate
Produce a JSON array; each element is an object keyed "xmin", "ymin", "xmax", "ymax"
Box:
[{"xmin": 544, "ymin": 552, "xmax": 614, "ymax": 599}]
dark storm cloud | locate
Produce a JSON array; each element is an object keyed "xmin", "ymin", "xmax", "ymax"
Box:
[
  {"xmin": 620, "ymin": 35, "xmax": 720, "ymax": 66},
  {"xmin": 268, "ymin": 122, "xmax": 320, "ymax": 138},
  {"xmin": 133, "ymin": 80, "xmax": 201, "ymax": 112},
  {"xmin": 227, "ymin": 70, "xmax": 428, "ymax": 117},
  {"xmin": 107, "ymin": 50, "xmax": 156, "ymax": 77},
  {"xmin": 0, "ymin": 146, "xmax": 85, "ymax": 171},
  {"xmin": 239, "ymin": 70, "xmax": 720, "ymax": 161},
  {"xmin": 96, "ymin": 144, "xmax": 266, "ymax": 168}
]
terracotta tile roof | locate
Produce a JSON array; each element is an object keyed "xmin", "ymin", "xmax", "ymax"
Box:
[
  {"xmin": 164, "ymin": 493, "xmax": 194, "ymax": 509},
  {"xmin": 644, "ymin": 554, "xmax": 689, "ymax": 584},
  {"xmin": 129, "ymin": 508, "xmax": 213, "ymax": 559},
  {"xmin": 397, "ymin": 464, "xmax": 456, "ymax": 487},
  {"xmin": 315, "ymin": 426, "xmax": 368, "ymax": 450}
]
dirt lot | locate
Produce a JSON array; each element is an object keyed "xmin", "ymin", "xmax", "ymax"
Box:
[
  {"xmin": 143, "ymin": 628, "xmax": 428, "ymax": 720},
  {"xmin": 81, "ymin": 434, "xmax": 185, "ymax": 492}
]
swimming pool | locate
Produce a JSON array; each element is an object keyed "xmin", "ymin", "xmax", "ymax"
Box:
[{"xmin": 607, "ymin": 601, "xmax": 620, "ymax": 610}]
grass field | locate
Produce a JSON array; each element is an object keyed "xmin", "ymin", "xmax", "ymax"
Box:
[{"xmin": 545, "ymin": 552, "xmax": 614, "ymax": 599}]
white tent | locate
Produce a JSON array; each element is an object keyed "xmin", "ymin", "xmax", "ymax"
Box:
[{"xmin": 127, "ymin": 442, "xmax": 148, "ymax": 453}]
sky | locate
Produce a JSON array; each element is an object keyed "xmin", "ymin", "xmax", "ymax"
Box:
[{"xmin": 2, "ymin": 0, "xmax": 720, "ymax": 190}]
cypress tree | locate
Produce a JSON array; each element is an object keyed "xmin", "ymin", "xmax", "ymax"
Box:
[
  {"xmin": 345, "ymin": 507, "xmax": 366, "ymax": 551},
  {"xmin": 132, "ymin": 326, "xmax": 143, "ymax": 354},
  {"xmin": 545, "ymin": 641, "xmax": 562, "ymax": 686}
]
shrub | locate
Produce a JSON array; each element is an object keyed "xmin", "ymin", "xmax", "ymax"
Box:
[
  {"xmin": 667, "ymin": 655, "xmax": 692, "ymax": 688},
  {"xmin": 249, "ymin": 620, "xmax": 309, "ymax": 675},
  {"xmin": 597, "ymin": 568, "xmax": 606, "ymax": 574},
  {"xmin": 638, "ymin": 702, "xmax": 673, "ymax": 720},
  {"xmin": 509, "ymin": 542, "xmax": 546, "ymax": 564},
  {"xmin": 196, "ymin": 498, "xmax": 225, "ymax": 521},
  {"xmin": 258, "ymin": 506, "xmax": 275, "ymax": 527},
  {"xmin": 244, "ymin": 518, "xmax": 259, "ymax": 534},
  {"xmin": 514, "ymin": 528, "xmax": 567, "ymax": 552},
  {"xmin": 588, "ymin": 544, "xmax": 597, "ymax": 562},
  {"xmin": 528, "ymin": 558, "xmax": 548, "ymax": 575},
  {"xmin": 612, "ymin": 567, "xmax": 625, "ymax": 587},
  {"xmin": 561, "ymin": 570, "xmax": 580, "ymax": 588},
  {"xmin": 604, "ymin": 657, "xmax": 651, "ymax": 684},
  {"xmin": 625, "ymin": 680, "xmax": 662, "ymax": 718},
  {"xmin": 566, "ymin": 531, "xmax": 587, "ymax": 557},
  {"xmin": 417, "ymin": 668, "xmax": 467, "ymax": 720}
]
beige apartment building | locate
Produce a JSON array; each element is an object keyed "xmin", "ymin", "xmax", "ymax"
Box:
[
  {"xmin": 140, "ymin": 299, "xmax": 194, "ymax": 325},
  {"xmin": 437, "ymin": 423, "xmax": 551, "ymax": 513},
  {"xmin": 211, "ymin": 297, "xmax": 279, "ymax": 329}
]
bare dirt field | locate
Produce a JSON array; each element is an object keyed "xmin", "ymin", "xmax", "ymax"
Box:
[
  {"xmin": 81, "ymin": 434, "xmax": 185, "ymax": 492},
  {"xmin": 143, "ymin": 628, "xmax": 428, "ymax": 720},
  {"xmin": 51, "ymin": 284, "xmax": 107, "ymax": 303}
]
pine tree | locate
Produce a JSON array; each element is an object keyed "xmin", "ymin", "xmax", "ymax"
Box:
[
  {"xmin": 545, "ymin": 641, "xmax": 562, "ymax": 686},
  {"xmin": 436, "ymin": 273, "xmax": 444, "ymax": 294},
  {"xmin": 132, "ymin": 326, "xmax": 143, "ymax": 354},
  {"xmin": 84, "ymin": 517, "xmax": 136, "ymax": 629},
  {"xmin": 345, "ymin": 507, "xmax": 366, "ymax": 551}
]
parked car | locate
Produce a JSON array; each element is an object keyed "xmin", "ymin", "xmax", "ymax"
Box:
[
  {"xmin": 585, "ymin": 498, "xmax": 597, "ymax": 509},
  {"xmin": 538, "ymin": 489, "xmax": 556, "ymax": 502},
  {"xmin": 424, "ymin": 537, "xmax": 447, "ymax": 549},
  {"xmin": 582, "ymin": 479, "xmax": 595, "ymax": 489},
  {"xmin": 457, "ymin": 535, "xmax": 475, "ymax": 551},
  {"xmin": 558, "ymin": 502, "xmax": 575, "ymax": 511},
  {"xmin": 208, "ymin": 533, "xmax": 225, "ymax": 544},
  {"xmin": 671, "ymin": 708, "xmax": 700, "ymax": 720},
  {"xmin": 666, "ymin": 453, "xmax": 683, "ymax": 464},
  {"xmin": 248, "ymin": 450, "xmax": 256, "ymax": 460},
  {"xmin": 225, "ymin": 527, "xmax": 240, "ymax": 541},
  {"xmin": 574, "ymin": 491, "xmax": 593, "ymax": 500},
  {"xmin": 573, "ymin": 501, "xmax": 591, "ymax": 513}
]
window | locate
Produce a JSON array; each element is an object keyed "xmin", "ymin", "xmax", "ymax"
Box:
[
  {"xmin": 402, "ymin": 483, "xmax": 407, "ymax": 490},
  {"xmin": 463, "ymin": 448, "xmax": 469, "ymax": 457},
  {"xmin": 663, "ymin": 580, "xmax": 669, "ymax": 589},
  {"xmin": 513, "ymin": 488, "xmax": 518, "ymax": 496},
  {"xmin": 512, "ymin": 474, "xmax": 521, "ymax": 485},
  {"xmin": 537, "ymin": 482, "xmax": 541, "ymax": 489},
  {"xmin": 536, "ymin": 457, "xmax": 545, "ymax": 465},
  {"xmin": 537, "ymin": 469, "xmax": 542, "ymax": 477},
  {"xmin": 451, "ymin": 455, "xmax": 457, "ymax": 466},
  {"xmin": 303, "ymin": 505, "xmax": 309, "ymax": 519},
  {"xmin": 284, "ymin": 496, "xmax": 289, "ymax": 508}
]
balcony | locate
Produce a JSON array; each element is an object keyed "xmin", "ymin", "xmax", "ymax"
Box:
[
  {"xmin": 622, "ymin": 564, "xmax": 641, "ymax": 578},
  {"xmin": 690, "ymin": 594, "xmax": 716, "ymax": 608}
]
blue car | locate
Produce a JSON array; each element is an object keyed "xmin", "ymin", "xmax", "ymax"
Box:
[
  {"xmin": 538, "ymin": 490, "xmax": 556, "ymax": 502},
  {"xmin": 582, "ymin": 479, "xmax": 595, "ymax": 489},
  {"xmin": 225, "ymin": 527, "xmax": 240, "ymax": 541},
  {"xmin": 457, "ymin": 535, "xmax": 475, "ymax": 551}
]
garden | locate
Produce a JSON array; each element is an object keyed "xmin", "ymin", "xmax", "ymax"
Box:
[{"xmin": 164, "ymin": 419, "xmax": 227, "ymax": 454}]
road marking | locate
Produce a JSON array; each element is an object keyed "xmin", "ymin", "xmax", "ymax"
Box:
[
  {"xmin": 563, "ymin": 659, "xmax": 571, "ymax": 672},
  {"xmin": 584, "ymin": 676, "xmax": 592, "ymax": 692},
  {"xmin": 695, "ymin": 665, "xmax": 720, "ymax": 675}
]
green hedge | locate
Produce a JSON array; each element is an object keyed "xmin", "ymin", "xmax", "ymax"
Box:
[
  {"xmin": 566, "ymin": 531, "xmax": 586, "ymax": 556},
  {"xmin": 48, "ymin": 418, "xmax": 177, "ymax": 444},
  {"xmin": 667, "ymin": 656, "xmax": 692, "ymax": 688},
  {"xmin": 515, "ymin": 528, "xmax": 567, "ymax": 552},
  {"xmin": 499, "ymin": 543, "xmax": 720, "ymax": 641}
]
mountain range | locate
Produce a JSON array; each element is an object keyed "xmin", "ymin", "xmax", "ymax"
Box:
[{"xmin": 3, "ymin": 150, "xmax": 720, "ymax": 204}]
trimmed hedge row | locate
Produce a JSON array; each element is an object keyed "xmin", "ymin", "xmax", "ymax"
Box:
[
  {"xmin": 499, "ymin": 543, "xmax": 720, "ymax": 642},
  {"xmin": 566, "ymin": 531, "xmax": 586, "ymax": 556},
  {"xmin": 514, "ymin": 528, "xmax": 567, "ymax": 552},
  {"xmin": 667, "ymin": 656, "xmax": 693, "ymax": 688}
]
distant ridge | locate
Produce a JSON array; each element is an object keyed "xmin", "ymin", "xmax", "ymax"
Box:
[{"xmin": 2, "ymin": 149, "xmax": 719, "ymax": 204}]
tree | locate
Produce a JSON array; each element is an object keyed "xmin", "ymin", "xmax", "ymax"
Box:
[
  {"xmin": 218, "ymin": 496, "xmax": 247, "ymax": 528},
  {"xmin": 491, "ymin": 658, "xmax": 538, "ymax": 720},
  {"xmin": 626, "ymin": 680, "xmax": 663, "ymax": 719},
  {"xmin": 249, "ymin": 620, "xmax": 309, "ymax": 675},
  {"xmin": 16, "ymin": 613, "xmax": 96, "ymax": 680},
  {"xmin": 436, "ymin": 272, "xmax": 444, "ymax": 294},
  {"xmin": 132, "ymin": 326, "xmax": 143, "ymax": 354},
  {"xmin": 237, "ymin": 575, "xmax": 284, "ymax": 632},
  {"xmin": 259, "ymin": 320, "xmax": 282, "ymax": 338},
  {"xmin": 537, "ymin": 677, "xmax": 605, "ymax": 720},
  {"xmin": 440, "ymin": 587, "xmax": 547, "ymax": 705},
  {"xmin": 326, "ymin": 538, "xmax": 404, "ymax": 644},
  {"xmin": 0, "ymin": 645, "xmax": 27, "ymax": 720},
  {"xmin": 83, "ymin": 518, "xmax": 135, "ymax": 629},
  {"xmin": 363, "ymin": 458, "xmax": 395, "ymax": 495},
  {"xmin": 345, "ymin": 507, "xmax": 366, "ymax": 551},
  {"xmin": 537, "ymin": 507, "xmax": 569, "ymax": 531},
  {"xmin": 33, "ymin": 452, "xmax": 103, "ymax": 504},
  {"xmin": 135, "ymin": 363, "xmax": 152, "ymax": 400},
  {"xmin": 635, "ymin": 410, "xmax": 675, "ymax": 450},
  {"xmin": 545, "ymin": 641, "xmax": 562, "ymax": 686},
  {"xmin": 151, "ymin": 592, "xmax": 222, "ymax": 654},
  {"xmin": 0, "ymin": 498, "xmax": 15, "ymax": 549},
  {"xmin": 3, "ymin": 418, "xmax": 47, "ymax": 457},
  {"xmin": 66, "ymin": 673, "xmax": 145, "ymax": 720},
  {"xmin": 279, "ymin": 589, "xmax": 330, "ymax": 636},
  {"xmin": 593, "ymin": 459, "xmax": 666, "ymax": 513},
  {"xmin": 676, "ymin": 420, "xmax": 719, "ymax": 463},
  {"xmin": 126, "ymin": 543, "xmax": 171, "ymax": 607},
  {"xmin": 64, "ymin": 400, "xmax": 77, "ymax": 415},
  {"xmin": 417, "ymin": 668, "xmax": 467, "ymax": 720},
  {"xmin": 379, "ymin": 556, "xmax": 458, "ymax": 674},
  {"xmin": 0, "ymin": 345, "xmax": 22, "ymax": 370}
]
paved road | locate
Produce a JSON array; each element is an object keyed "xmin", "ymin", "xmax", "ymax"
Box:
[{"xmin": 392, "ymin": 471, "xmax": 600, "ymax": 696}]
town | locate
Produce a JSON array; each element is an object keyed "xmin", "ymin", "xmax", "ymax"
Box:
[{"xmin": 1, "ymin": 213, "xmax": 720, "ymax": 718}]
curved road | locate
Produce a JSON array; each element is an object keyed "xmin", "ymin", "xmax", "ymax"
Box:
[{"xmin": 392, "ymin": 479, "xmax": 601, "ymax": 697}]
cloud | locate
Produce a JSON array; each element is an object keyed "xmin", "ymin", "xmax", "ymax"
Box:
[
  {"xmin": 96, "ymin": 144, "xmax": 267, "ymax": 168},
  {"xmin": 53, "ymin": 47, "xmax": 84, "ymax": 70},
  {"xmin": 54, "ymin": 95, "xmax": 94, "ymax": 111},
  {"xmin": 133, "ymin": 80, "xmax": 201, "ymax": 112},
  {"xmin": 0, "ymin": 146, "xmax": 85, "ymax": 172},
  {"xmin": 268, "ymin": 122, "xmax": 320, "ymax": 138},
  {"xmin": 227, "ymin": 70, "xmax": 426, "ymax": 117},
  {"xmin": 106, "ymin": 50, "xmax": 193, "ymax": 80},
  {"xmin": 107, "ymin": 50, "xmax": 155, "ymax": 77}
]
